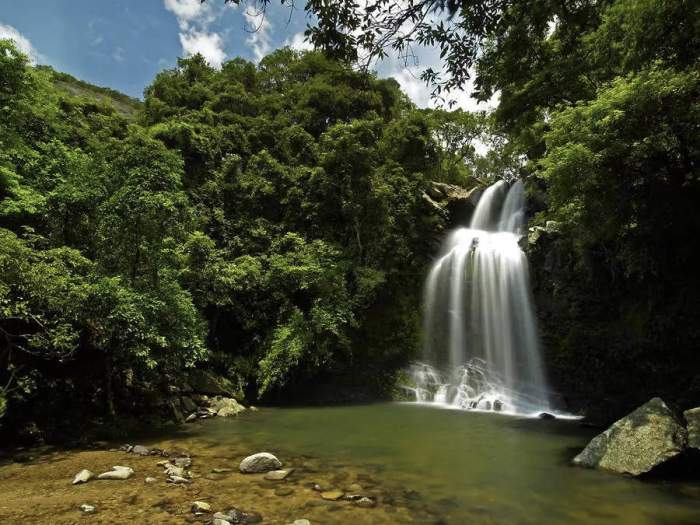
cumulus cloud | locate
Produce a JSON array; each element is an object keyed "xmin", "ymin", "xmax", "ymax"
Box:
[
  {"xmin": 0, "ymin": 23, "xmax": 40, "ymax": 64},
  {"xmin": 164, "ymin": 0, "xmax": 226, "ymax": 68},
  {"xmin": 284, "ymin": 31, "xmax": 313, "ymax": 52},
  {"xmin": 180, "ymin": 30, "xmax": 226, "ymax": 68},
  {"xmin": 244, "ymin": 10, "xmax": 273, "ymax": 62}
]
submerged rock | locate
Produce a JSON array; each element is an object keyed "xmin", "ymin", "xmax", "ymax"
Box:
[
  {"xmin": 320, "ymin": 490, "xmax": 344, "ymax": 501},
  {"xmin": 684, "ymin": 407, "xmax": 700, "ymax": 450},
  {"xmin": 288, "ymin": 520, "xmax": 311, "ymax": 525},
  {"xmin": 493, "ymin": 400, "xmax": 503, "ymax": 412},
  {"xmin": 264, "ymin": 468, "xmax": 294, "ymax": 481},
  {"xmin": 72, "ymin": 469, "xmax": 95, "ymax": 485},
  {"xmin": 239, "ymin": 452, "xmax": 282, "ymax": 473},
  {"xmin": 218, "ymin": 508, "xmax": 263, "ymax": 524},
  {"xmin": 573, "ymin": 397, "xmax": 688, "ymax": 476},
  {"xmin": 538, "ymin": 412, "xmax": 556, "ymax": 420},
  {"xmin": 97, "ymin": 466, "xmax": 134, "ymax": 480}
]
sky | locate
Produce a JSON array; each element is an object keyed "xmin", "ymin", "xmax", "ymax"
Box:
[{"xmin": 0, "ymin": 0, "xmax": 493, "ymax": 111}]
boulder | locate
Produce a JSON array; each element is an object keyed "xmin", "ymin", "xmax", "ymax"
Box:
[
  {"xmin": 219, "ymin": 508, "xmax": 263, "ymax": 524},
  {"xmin": 683, "ymin": 407, "xmax": 700, "ymax": 450},
  {"xmin": 211, "ymin": 397, "xmax": 246, "ymax": 417},
  {"xmin": 187, "ymin": 370, "xmax": 236, "ymax": 396},
  {"xmin": 573, "ymin": 397, "xmax": 688, "ymax": 476},
  {"xmin": 239, "ymin": 452, "xmax": 282, "ymax": 473},
  {"xmin": 72, "ymin": 469, "xmax": 95, "ymax": 485},
  {"xmin": 181, "ymin": 396, "xmax": 198, "ymax": 413}
]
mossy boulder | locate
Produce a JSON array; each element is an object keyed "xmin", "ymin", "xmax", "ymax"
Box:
[
  {"xmin": 573, "ymin": 397, "xmax": 688, "ymax": 476},
  {"xmin": 683, "ymin": 407, "xmax": 700, "ymax": 450}
]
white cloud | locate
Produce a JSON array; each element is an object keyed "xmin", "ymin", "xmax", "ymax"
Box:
[
  {"xmin": 244, "ymin": 10, "xmax": 272, "ymax": 62},
  {"xmin": 285, "ymin": 31, "xmax": 313, "ymax": 52},
  {"xmin": 113, "ymin": 46, "xmax": 126, "ymax": 62},
  {"xmin": 180, "ymin": 30, "xmax": 226, "ymax": 68},
  {"xmin": 164, "ymin": 0, "xmax": 226, "ymax": 68},
  {"xmin": 0, "ymin": 23, "xmax": 40, "ymax": 64},
  {"xmin": 164, "ymin": 0, "xmax": 211, "ymax": 30}
]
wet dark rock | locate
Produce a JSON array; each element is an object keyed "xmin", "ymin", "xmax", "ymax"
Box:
[
  {"xmin": 538, "ymin": 412, "xmax": 556, "ymax": 420},
  {"xmin": 493, "ymin": 400, "xmax": 503, "ymax": 412},
  {"xmin": 573, "ymin": 397, "xmax": 688, "ymax": 476}
]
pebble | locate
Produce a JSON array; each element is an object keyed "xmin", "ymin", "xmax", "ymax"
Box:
[
  {"xmin": 213, "ymin": 519, "xmax": 232, "ymax": 525},
  {"xmin": 212, "ymin": 467, "xmax": 234, "ymax": 473},
  {"xmin": 72, "ymin": 469, "xmax": 95, "ymax": 485},
  {"xmin": 191, "ymin": 501, "xmax": 212, "ymax": 514},
  {"xmin": 355, "ymin": 496, "xmax": 377, "ymax": 508},
  {"xmin": 79, "ymin": 504, "xmax": 96, "ymax": 514},
  {"xmin": 289, "ymin": 520, "xmax": 311, "ymax": 525},
  {"xmin": 167, "ymin": 475, "xmax": 192, "ymax": 484},
  {"xmin": 145, "ymin": 477, "xmax": 157, "ymax": 484}
]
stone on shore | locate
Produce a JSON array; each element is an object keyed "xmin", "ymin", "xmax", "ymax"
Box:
[
  {"xmin": 79, "ymin": 504, "xmax": 96, "ymax": 514},
  {"xmin": 72, "ymin": 469, "xmax": 95, "ymax": 485},
  {"xmin": 239, "ymin": 452, "xmax": 282, "ymax": 473},
  {"xmin": 97, "ymin": 466, "xmax": 134, "ymax": 480},
  {"xmin": 131, "ymin": 445, "xmax": 150, "ymax": 456},
  {"xmin": 573, "ymin": 397, "xmax": 688, "ymax": 476}
]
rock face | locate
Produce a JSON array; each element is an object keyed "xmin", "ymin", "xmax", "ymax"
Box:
[
  {"xmin": 423, "ymin": 181, "xmax": 485, "ymax": 226},
  {"xmin": 187, "ymin": 370, "xmax": 237, "ymax": 396},
  {"xmin": 684, "ymin": 407, "xmax": 700, "ymax": 450},
  {"xmin": 573, "ymin": 398, "xmax": 688, "ymax": 475},
  {"xmin": 239, "ymin": 452, "xmax": 282, "ymax": 473}
]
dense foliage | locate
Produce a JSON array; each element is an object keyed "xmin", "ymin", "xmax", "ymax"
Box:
[{"xmin": 1, "ymin": 41, "xmax": 506, "ymax": 438}]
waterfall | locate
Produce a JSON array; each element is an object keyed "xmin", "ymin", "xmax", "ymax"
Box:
[{"xmin": 410, "ymin": 179, "xmax": 551, "ymax": 415}]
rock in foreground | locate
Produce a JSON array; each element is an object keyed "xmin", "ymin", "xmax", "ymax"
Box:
[
  {"xmin": 97, "ymin": 466, "xmax": 135, "ymax": 480},
  {"xmin": 72, "ymin": 469, "xmax": 95, "ymax": 485},
  {"xmin": 573, "ymin": 397, "xmax": 687, "ymax": 476},
  {"xmin": 239, "ymin": 452, "xmax": 282, "ymax": 473}
]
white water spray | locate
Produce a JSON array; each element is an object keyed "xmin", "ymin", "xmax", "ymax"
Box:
[{"xmin": 409, "ymin": 179, "xmax": 552, "ymax": 415}]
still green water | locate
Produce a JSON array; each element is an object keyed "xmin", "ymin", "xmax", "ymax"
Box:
[{"xmin": 188, "ymin": 403, "xmax": 700, "ymax": 524}]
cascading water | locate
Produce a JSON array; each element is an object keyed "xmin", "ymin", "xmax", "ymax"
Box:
[{"xmin": 408, "ymin": 179, "xmax": 552, "ymax": 415}]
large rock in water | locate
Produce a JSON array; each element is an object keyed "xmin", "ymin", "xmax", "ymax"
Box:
[
  {"xmin": 239, "ymin": 452, "xmax": 282, "ymax": 473},
  {"xmin": 683, "ymin": 407, "xmax": 700, "ymax": 450},
  {"xmin": 573, "ymin": 397, "xmax": 687, "ymax": 476}
]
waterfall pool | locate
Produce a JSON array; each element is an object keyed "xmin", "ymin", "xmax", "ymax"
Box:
[{"xmin": 1, "ymin": 403, "xmax": 699, "ymax": 524}]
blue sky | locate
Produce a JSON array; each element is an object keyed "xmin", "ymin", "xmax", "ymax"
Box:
[{"xmin": 0, "ymin": 0, "xmax": 491, "ymax": 110}]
